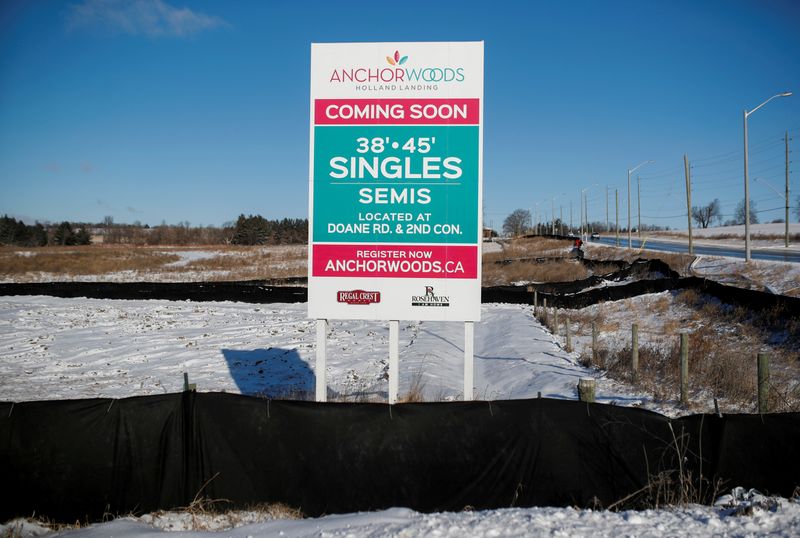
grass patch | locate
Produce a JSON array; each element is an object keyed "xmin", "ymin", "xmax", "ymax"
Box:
[
  {"xmin": 0, "ymin": 245, "xmax": 308, "ymax": 282},
  {"xmin": 0, "ymin": 245, "xmax": 180, "ymax": 277},
  {"xmin": 484, "ymin": 258, "xmax": 589, "ymax": 286},
  {"xmin": 564, "ymin": 290, "xmax": 800, "ymax": 412}
]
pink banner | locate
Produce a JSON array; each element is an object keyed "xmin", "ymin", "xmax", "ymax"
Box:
[
  {"xmin": 313, "ymin": 244, "xmax": 478, "ymax": 279},
  {"xmin": 315, "ymin": 98, "xmax": 479, "ymax": 125}
]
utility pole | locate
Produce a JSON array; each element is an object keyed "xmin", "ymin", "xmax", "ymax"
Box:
[
  {"xmin": 786, "ymin": 131, "xmax": 791, "ymax": 248},
  {"xmin": 584, "ymin": 191, "xmax": 589, "ymax": 237},
  {"xmin": 615, "ymin": 189, "xmax": 620, "ymax": 246},
  {"xmin": 684, "ymin": 154, "xmax": 693, "ymax": 255},
  {"xmin": 637, "ymin": 175, "xmax": 642, "ymax": 239},
  {"xmin": 744, "ymin": 109, "xmax": 751, "ymax": 261},
  {"xmin": 570, "ymin": 200, "xmax": 573, "ymax": 232},
  {"xmin": 606, "ymin": 186, "xmax": 609, "ymax": 233},
  {"xmin": 627, "ymin": 161, "xmax": 653, "ymax": 248},
  {"xmin": 627, "ymin": 168, "xmax": 632, "ymax": 248}
]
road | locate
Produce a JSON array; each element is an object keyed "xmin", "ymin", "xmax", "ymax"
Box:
[{"xmin": 591, "ymin": 235, "xmax": 800, "ymax": 263}]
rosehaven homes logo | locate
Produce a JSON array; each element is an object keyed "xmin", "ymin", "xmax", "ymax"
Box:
[
  {"xmin": 329, "ymin": 50, "xmax": 465, "ymax": 84},
  {"xmin": 337, "ymin": 290, "xmax": 381, "ymax": 305},
  {"xmin": 411, "ymin": 286, "xmax": 450, "ymax": 307}
]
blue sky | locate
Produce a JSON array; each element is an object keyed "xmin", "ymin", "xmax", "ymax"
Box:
[{"xmin": 1, "ymin": 0, "xmax": 798, "ymax": 230}]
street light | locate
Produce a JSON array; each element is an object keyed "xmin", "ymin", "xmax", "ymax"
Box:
[
  {"xmin": 753, "ymin": 176, "xmax": 790, "ymax": 248},
  {"xmin": 627, "ymin": 161, "xmax": 654, "ymax": 248},
  {"xmin": 743, "ymin": 91, "xmax": 792, "ymax": 261}
]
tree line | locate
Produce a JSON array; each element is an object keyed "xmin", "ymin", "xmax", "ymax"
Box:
[
  {"xmin": 0, "ymin": 216, "xmax": 91, "ymax": 247},
  {"xmin": 501, "ymin": 195, "xmax": 800, "ymax": 238},
  {"xmin": 691, "ymin": 196, "xmax": 800, "ymax": 228},
  {"xmin": 0, "ymin": 215, "xmax": 308, "ymax": 247}
]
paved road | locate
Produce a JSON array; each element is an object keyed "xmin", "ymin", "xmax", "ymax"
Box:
[{"xmin": 591, "ymin": 235, "xmax": 800, "ymax": 263}]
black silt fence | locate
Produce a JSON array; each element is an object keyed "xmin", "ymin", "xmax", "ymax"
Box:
[
  {"xmin": 1, "ymin": 393, "xmax": 798, "ymax": 523},
  {"xmin": 1, "ymin": 258, "xmax": 797, "ymax": 314},
  {"xmin": 0, "ymin": 281, "xmax": 308, "ymax": 304}
]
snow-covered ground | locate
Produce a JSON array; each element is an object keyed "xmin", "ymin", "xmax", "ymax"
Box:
[
  {"xmin": 642, "ymin": 223, "xmax": 800, "ymax": 258},
  {"xmin": 4, "ymin": 494, "xmax": 799, "ymax": 537},
  {"xmin": 2, "ymin": 236, "xmax": 797, "ymax": 536},
  {"xmin": 0, "ymin": 296, "xmax": 655, "ymax": 409},
  {"xmin": 663, "ymin": 222, "xmax": 800, "ymax": 241}
]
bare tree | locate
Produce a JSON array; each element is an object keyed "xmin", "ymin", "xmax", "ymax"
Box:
[
  {"xmin": 734, "ymin": 198, "xmax": 758, "ymax": 225},
  {"xmin": 691, "ymin": 198, "xmax": 721, "ymax": 228},
  {"xmin": 795, "ymin": 194, "xmax": 800, "ymax": 222},
  {"xmin": 503, "ymin": 209, "xmax": 531, "ymax": 237}
]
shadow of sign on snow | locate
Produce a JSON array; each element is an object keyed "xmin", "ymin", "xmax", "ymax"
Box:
[{"xmin": 221, "ymin": 348, "xmax": 315, "ymax": 398}]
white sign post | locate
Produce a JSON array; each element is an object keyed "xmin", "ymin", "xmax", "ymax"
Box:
[{"xmin": 309, "ymin": 42, "xmax": 484, "ymax": 402}]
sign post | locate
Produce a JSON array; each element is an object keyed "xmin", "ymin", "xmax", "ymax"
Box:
[
  {"xmin": 464, "ymin": 321, "xmax": 474, "ymax": 400},
  {"xmin": 309, "ymin": 42, "xmax": 483, "ymax": 402}
]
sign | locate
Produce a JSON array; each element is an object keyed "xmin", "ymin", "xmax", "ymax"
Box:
[{"xmin": 308, "ymin": 42, "xmax": 483, "ymax": 321}]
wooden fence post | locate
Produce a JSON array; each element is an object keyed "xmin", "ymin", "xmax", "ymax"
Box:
[
  {"xmin": 565, "ymin": 316, "xmax": 572, "ymax": 352},
  {"xmin": 578, "ymin": 378, "xmax": 596, "ymax": 403},
  {"xmin": 631, "ymin": 323, "xmax": 639, "ymax": 379},
  {"xmin": 680, "ymin": 332, "xmax": 689, "ymax": 406},
  {"xmin": 183, "ymin": 372, "xmax": 196, "ymax": 392},
  {"xmin": 757, "ymin": 352, "xmax": 769, "ymax": 414}
]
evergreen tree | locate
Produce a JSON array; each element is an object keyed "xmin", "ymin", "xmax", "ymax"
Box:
[
  {"xmin": 31, "ymin": 223, "xmax": 48, "ymax": 246},
  {"xmin": 74, "ymin": 226, "xmax": 92, "ymax": 245},
  {"xmin": 53, "ymin": 221, "xmax": 75, "ymax": 245}
]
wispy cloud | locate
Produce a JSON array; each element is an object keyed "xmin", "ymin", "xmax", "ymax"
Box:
[
  {"xmin": 96, "ymin": 198, "xmax": 116, "ymax": 212},
  {"xmin": 66, "ymin": 0, "xmax": 229, "ymax": 38}
]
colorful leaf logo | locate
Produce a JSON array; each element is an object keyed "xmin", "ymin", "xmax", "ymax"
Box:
[{"xmin": 386, "ymin": 50, "xmax": 408, "ymax": 66}]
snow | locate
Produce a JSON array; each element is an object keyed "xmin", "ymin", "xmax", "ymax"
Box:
[
  {"xmin": 2, "ymin": 296, "xmax": 797, "ymax": 536},
  {"xmin": 2, "ymin": 237, "xmax": 798, "ymax": 535},
  {"xmin": 162, "ymin": 250, "xmax": 222, "ymax": 268},
  {"xmin": 667, "ymin": 222, "xmax": 800, "ymax": 240},
  {"xmin": 0, "ymin": 296, "xmax": 652, "ymax": 407},
  {"xmin": 482, "ymin": 239, "xmax": 504, "ymax": 253},
  {"xmin": 636, "ymin": 223, "xmax": 800, "ymax": 255},
  {"xmin": 689, "ymin": 255, "xmax": 800, "ymax": 295},
  {"xmin": 6, "ymin": 498, "xmax": 792, "ymax": 537}
]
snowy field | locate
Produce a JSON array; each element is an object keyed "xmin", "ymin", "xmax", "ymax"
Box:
[
  {"xmin": 3, "ymin": 233, "xmax": 798, "ymax": 536},
  {"xmin": 0, "ymin": 296, "xmax": 651, "ymax": 408},
  {"xmin": 662, "ymin": 222, "xmax": 800, "ymax": 241},
  {"xmin": 3, "ymin": 293, "xmax": 800, "ymax": 536}
]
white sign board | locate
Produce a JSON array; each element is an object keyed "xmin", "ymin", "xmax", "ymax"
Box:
[{"xmin": 308, "ymin": 41, "xmax": 483, "ymax": 321}]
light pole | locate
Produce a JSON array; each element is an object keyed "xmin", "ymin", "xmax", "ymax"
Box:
[
  {"xmin": 627, "ymin": 161, "xmax": 654, "ymax": 248},
  {"xmin": 743, "ymin": 91, "xmax": 792, "ymax": 261},
  {"xmin": 753, "ymin": 176, "xmax": 790, "ymax": 248}
]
